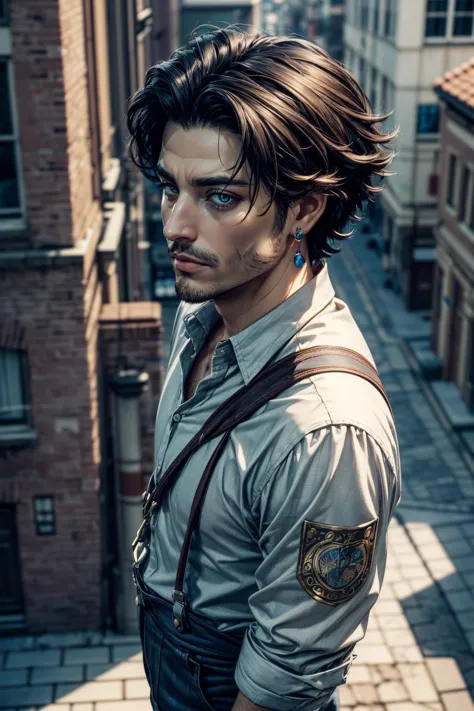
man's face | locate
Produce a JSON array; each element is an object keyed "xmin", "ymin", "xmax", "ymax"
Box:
[{"xmin": 158, "ymin": 123, "xmax": 293, "ymax": 303}]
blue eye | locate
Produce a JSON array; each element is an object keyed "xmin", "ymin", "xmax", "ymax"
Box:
[
  {"xmin": 157, "ymin": 181, "xmax": 241, "ymax": 210},
  {"xmin": 158, "ymin": 182, "xmax": 178, "ymax": 197},
  {"xmin": 211, "ymin": 192, "xmax": 235, "ymax": 206}
]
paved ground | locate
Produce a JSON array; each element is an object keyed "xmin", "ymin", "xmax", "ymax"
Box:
[{"xmin": 1, "ymin": 236, "xmax": 473, "ymax": 710}]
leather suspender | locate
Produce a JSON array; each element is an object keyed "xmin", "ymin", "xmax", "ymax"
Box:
[{"xmin": 132, "ymin": 346, "xmax": 392, "ymax": 632}]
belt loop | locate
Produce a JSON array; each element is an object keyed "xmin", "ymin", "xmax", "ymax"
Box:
[{"xmin": 172, "ymin": 589, "xmax": 188, "ymax": 633}]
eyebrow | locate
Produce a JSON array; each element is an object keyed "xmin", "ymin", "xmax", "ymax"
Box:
[{"xmin": 156, "ymin": 164, "xmax": 249, "ymax": 188}]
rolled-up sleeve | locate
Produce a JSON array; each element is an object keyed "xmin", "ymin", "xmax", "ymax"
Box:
[{"xmin": 235, "ymin": 424, "xmax": 399, "ymax": 710}]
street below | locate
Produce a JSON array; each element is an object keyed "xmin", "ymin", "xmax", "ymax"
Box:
[{"xmin": 1, "ymin": 237, "xmax": 473, "ymax": 711}]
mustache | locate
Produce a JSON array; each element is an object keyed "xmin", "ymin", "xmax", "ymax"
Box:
[{"xmin": 168, "ymin": 246, "xmax": 218, "ymax": 267}]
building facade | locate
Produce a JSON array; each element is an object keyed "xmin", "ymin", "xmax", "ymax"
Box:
[
  {"xmin": 431, "ymin": 59, "xmax": 474, "ymax": 409},
  {"xmin": 344, "ymin": 0, "xmax": 474, "ymax": 309},
  {"xmin": 179, "ymin": 0, "xmax": 261, "ymax": 46},
  {"xmin": 0, "ymin": 0, "xmax": 169, "ymax": 633},
  {"xmin": 307, "ymin": 0, "xmax": 345, "ymax": 63}
]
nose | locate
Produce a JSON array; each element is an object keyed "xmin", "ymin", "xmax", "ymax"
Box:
[{"xmin": 162, "ymin": 196, "xmax": 198, "ymax": 244}]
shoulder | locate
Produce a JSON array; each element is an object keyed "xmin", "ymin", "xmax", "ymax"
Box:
[
  {"xmin": 251, "ymin": 423, "xmax": 399, "ymax": 521},
  {"xmin": 294, "ymin": 297, "xmax": 397, "ymax": 466}
]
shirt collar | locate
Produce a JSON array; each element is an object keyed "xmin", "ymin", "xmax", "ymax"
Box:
[{"xmin": 182, "ymin": 260, "xmax": 335, "ymax": 384}]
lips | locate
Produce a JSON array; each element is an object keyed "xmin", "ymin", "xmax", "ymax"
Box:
[
  {"xmin": 171, "ymin": 254, "xmax": 207, "ymax": 266},
  {"xmin": 171, "ymin": 254, "xmax": 210, "ymax": 274}
]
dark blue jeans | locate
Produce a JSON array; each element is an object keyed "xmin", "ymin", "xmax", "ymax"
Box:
[{"xmin": 137, "ymin": 573, "xmax": 340, "ymax": 711}]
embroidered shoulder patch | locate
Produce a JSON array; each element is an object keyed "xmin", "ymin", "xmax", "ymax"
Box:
[{"xmin": 296, "ymin": 518, "xmax": 378, "ymax": 605}]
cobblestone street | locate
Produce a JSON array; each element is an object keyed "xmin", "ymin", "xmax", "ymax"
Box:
[{"xmin": 1, "ymin": 238, "xmax": 473, "ymax": 710}]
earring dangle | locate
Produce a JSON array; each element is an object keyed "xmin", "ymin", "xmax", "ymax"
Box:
[{"xmin": 294, "ymin": 227, "xmax": 306, "ymax": 268}]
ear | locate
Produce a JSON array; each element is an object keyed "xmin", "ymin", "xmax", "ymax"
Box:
[{"xmin": 290, "ymin": 192, "xmax": 327, "ymax": 235}]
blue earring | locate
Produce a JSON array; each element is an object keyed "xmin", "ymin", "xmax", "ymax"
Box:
[{"xmin": 294, "ymin": 227, "xmax": 306, "ymax": 268}]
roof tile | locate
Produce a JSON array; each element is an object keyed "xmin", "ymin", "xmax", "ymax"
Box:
[{"xmin": 434, "ymin": 56, "xmax": 474, "ymax": 108}]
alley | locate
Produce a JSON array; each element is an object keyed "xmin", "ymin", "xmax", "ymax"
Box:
[{"xmin": 0, "ymin": 238, "xmax": 473, "ymax": 710}]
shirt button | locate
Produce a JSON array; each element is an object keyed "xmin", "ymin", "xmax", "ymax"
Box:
[{"xmin": 172, "ymin": 413, "xmax": 182, "ymax": 423}]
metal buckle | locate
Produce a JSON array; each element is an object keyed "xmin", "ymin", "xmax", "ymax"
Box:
[
  {"xmin": 132, "ymin": 518, "xmax": 152, "ymax": 570},
  {"xmin": 143, "ymin": 497, "xmax": 158, "ymax": 519},
  {"xmin": 132, "ymin": 518, "xmax": 149, "ymax": 549},
  {"xmin": 172, "ymin": 589, "xmax": 187, "ymax": 632}
]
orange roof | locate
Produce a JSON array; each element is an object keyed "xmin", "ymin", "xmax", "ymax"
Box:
[{"xmin": 433, "ymin": 57, "xmax": 474, "ymax": 109}]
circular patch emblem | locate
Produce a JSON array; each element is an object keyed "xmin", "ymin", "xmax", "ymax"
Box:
[
  {"xmin": 316, "ymin": 543, "xmax": 367, "ymax": 590},
  {"xmin": 297, "ymin": 518, "xmax": 378, "ymax": 605}
]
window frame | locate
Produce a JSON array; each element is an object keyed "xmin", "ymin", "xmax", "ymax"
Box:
[
  {"xmin": 0, "ymin": 349, "xmax": 35, "ymax": 447},
  {"xmin": 361, "ymin": 0, "xmax": 370, "ymax": 31},
  {"xmin": 0, "ymin": 0, "xmax": 9, "ymax": 26},
  {"xmin": 446, "ymin": 150, "xmax": 459, "ymax": 210},
  {"xmin": 461, "ymin": 162, "xmax": 474, "ymax": 234},
  {"xmin": 416, "ymin": 104, "xmax": 441, "ymax": 136},
  {"xmin": 458, "ymin": 164, "xmax": 471, "ymax": 223},
  {"xmin": 384, "ymin": 0, "xmax": 398, "ymax": 39},
  {"xmin": 0, "ymin": 58, "xmax": 26, "ymax": 230},
  {"xmin": 359, "ymin": 55, "xmax": 367, "ymax": 92},
  {"xmin": 373, "ymin": 0, "xmax": 381, "ymax": 35},
  {"xmin": 0, "ymin": 349, "xmax": 30, "ymax": 427},
  {"xmin": 353, "ymin": 0, "xmax": 361, "ymax": 27},
  {"xmin": 370, "ymin": 66, "xmax": 378, "ymax": 108},
  {"xmin": 425, "ymin": 0, "xmax": 474, "ymax": 41},
  {"xmin": 33, "ymin": 496, "xmax": 56, "ymax": 536}
]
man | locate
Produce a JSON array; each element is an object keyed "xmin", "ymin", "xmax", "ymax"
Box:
[{"xmin": 127, "ymin": 28, "xmax": 401, "ymax": 711}]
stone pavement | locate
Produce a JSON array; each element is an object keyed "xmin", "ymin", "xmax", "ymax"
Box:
[{"xmin": 0, "ymin": 237, "xmax": 473, "ymax": 710}]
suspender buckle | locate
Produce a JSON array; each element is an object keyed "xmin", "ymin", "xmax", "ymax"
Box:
[
  {"xmin": 132, "ymin": 518, "xmax": 152, "ymax": 571},
  {"xmin": 172, "ymin": 589, "xmax": 187, "ymax": 632}
]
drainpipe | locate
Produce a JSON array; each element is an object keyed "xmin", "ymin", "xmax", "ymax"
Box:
[{"xmin": 109, "ymin": 369, "xmax": 149, "ymax": 634}]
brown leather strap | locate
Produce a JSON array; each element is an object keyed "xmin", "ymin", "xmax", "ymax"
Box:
[
  {"xmin": 142, "ymin": 346, "xmax": 390, "ymax": 521},
  {"xmin": 139, "ymin": 347, "xmax": 392, "ymax": 630}
]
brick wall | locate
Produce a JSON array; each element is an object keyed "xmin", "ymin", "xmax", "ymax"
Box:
[
  {"xmin": 10, "ymin": 0, "xmax": 100, "ymax": 249},
  {"xmin": 2, "ymin": 0, "xmax": 159, "ymax": 633},
  {"xmin": 0, "ymin": 263, "xmax": 103, "ymax": 632},
  {"xmin": 99, "ymin": 302, "xmax": 164, "ymax": 487}
]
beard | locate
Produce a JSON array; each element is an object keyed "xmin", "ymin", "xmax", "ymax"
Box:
[
  {"xmin": 174, "ymin": 277, "xmax": 233, "ymax": 303},
  {"xmin": 173, "ymin": 239, "xmax": 284, "ymax": 303}
]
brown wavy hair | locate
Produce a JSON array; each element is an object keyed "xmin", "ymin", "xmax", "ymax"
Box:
[{"xmin": 127, "ymin": 27, "xmax": 397, "ymax": 262}]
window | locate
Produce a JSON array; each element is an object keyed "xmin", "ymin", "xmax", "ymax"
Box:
[
  {"xmin": 361, "ymin": 0, "xmax": 369, "ymax": 30},
  {"xmin": 0, "ymin": 0, "xmax": 8, "ymax": 25},
  {"xmin": 447, "ymin": 153, "xmax": 458, "ymax": 207},
  {"xmin": 425, "ymin": 0, "xmax": 449, "ymax": 36},
  {"xmin": 373, "ymin": 0, "xmax": 380, "ymax": 34},
  {"xmin": 359, "ymin": 56, "xmax": 367, "ymax": 91},
  {"xmin": 381, "ymin": 76, "xmax": 395, "ymax": 130},
  {"xmin": 370, "ymin": 67, "xmax": 378, "ymax": 108},
  {"xmin": 353, "ymin": 0, "xmax": 360, "ymax": 27},
  {"xmin": 381, "ymin": 76, "xmax": 389, "ymax": 110},
  {"xmin": 425, "ymin": 0, "xmax": 474, "ymax": 38},
  {"xmin": 453, "ymin": 0, "xmax": 474, "ymax": 35},
  {"xmin": 458, "ymin": 166, "xmax": 470, "ymax": 222},
  {"xmin": 0, "ymin": 350, "xmax": 29, "ymax": 426},
  {"xmin": 469, "ymin": 178, "xmax": 474, "ymax": 230},
  {"xmin": 0, "ymin": 61, "xmax": 23, "ymax": 221},
  {"xmin": 417, "ymin": 105, "xmax": 440, "ymax": 134},
  {"xmin": 33, "ymin": 497, "xmax": 56, "ymax": 536},
  {"xmin": 384, "ymin": 0, "xmax": 397, "ymax": 38}
]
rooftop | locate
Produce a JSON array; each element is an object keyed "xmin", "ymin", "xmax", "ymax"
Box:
[{"xmin": 433, "ymin": 56, "xmax": 474, "ymax": 109}]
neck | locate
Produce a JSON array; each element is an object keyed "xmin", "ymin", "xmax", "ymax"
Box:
[{"xmin": 214, "ymin": 248, "xmax": 314, "ymax": 339}]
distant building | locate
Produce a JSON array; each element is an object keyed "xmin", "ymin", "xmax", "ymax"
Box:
[
  {"xmin": 431, "ymin": 59, "xmax": 474, "ymax": 409},
  {"xmin": 0, "ymin": 0, "xmax": 166, "ymax": 634},
  {"xmin": 344, "ymin": 0, "xmax": 474, "ymax": 309},
  {"xmin": 307, "ymin": 0, "xmax": 345, "ymax": 63},
  {"xmin": 179, "ymin": 0, "xmax": 261, "ymax": 46}
]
